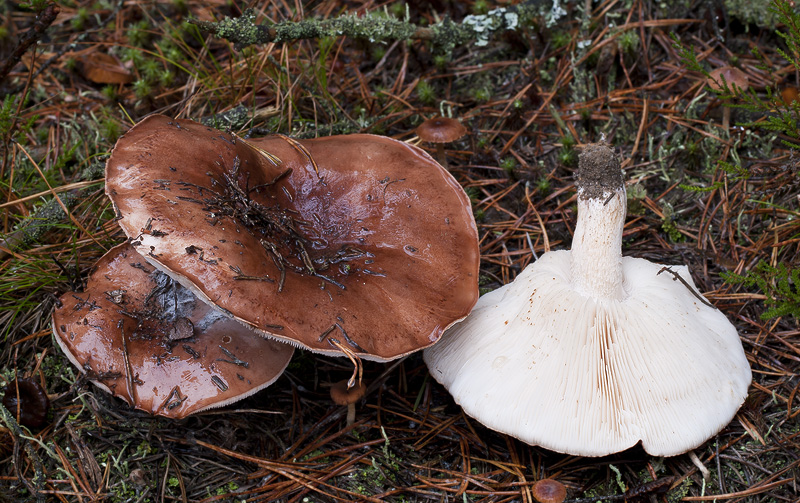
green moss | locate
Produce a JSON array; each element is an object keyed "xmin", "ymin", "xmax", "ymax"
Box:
[
  {"xmin": 617, "ymin": 29, "xmax": 639, "ymax": 55},
  {"xmin": 550, "ymin": 30, "xmax": 571, "ymax": 49},
  {"xmin": 626, "ymin": 183, "xmax": 647, "ymax": 215},
  {"xmin": 558, "ymin": 147, "xmax": 578, "ymax": 167},
  {"xmin": 133, "ymin": 79, "xmax": 152, "ymax": 99},
  {"xmin": 139, "ymin": 58, "xmax": 161, "ymax": 82},
  {"xmin": 71, "ymin": 7, "xmax": 89, "ymax": 30},
  {"xmin": 535, "ymin": 176, "xmax": 551, "ymax": 195},
  {"xmin": 472, "ymin": 0, "xmax": 489, "ymax": 15},
  {"xmin": 127, "ymin": 19, "xmax": 152, "ymax": 47},
  {"xmin": 472, "ymin": 86, "xmax": 492, "ymax": 102},
  {"xmin": 500, "ymin": 157, "xmax": 517, "ymax": 174},
  {"xmin": 660, "ymin": 202, "xmax": 684, "ymax": 243}
]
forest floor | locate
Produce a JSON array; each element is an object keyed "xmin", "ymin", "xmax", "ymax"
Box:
[{"xmin": 0, "ymin": 0, "xmax": 798, "ymax": 501}]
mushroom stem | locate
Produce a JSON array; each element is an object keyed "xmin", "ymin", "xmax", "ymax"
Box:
[
  {"xmin": 435, "ymin": 143, "xmax": 448, "ymax": 168},
  {"xmin": 721, "ymin": 106, "xmax": 731, "ymax": 131},
  {"xmin": 570, "ymin": 143, "xmax": 626, "ymax": 300},
  {"xmin": 346, "ymin": 403, "xmax": 356, "ymax": 426}
]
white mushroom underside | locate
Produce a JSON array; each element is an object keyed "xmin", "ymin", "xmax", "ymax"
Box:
[{"xmin": 424, "ymin": 251, "xmax": 751, "ymax": 457}]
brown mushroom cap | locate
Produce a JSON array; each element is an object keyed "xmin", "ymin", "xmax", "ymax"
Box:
[
  {"xmin": 52, "ymin": 243, "xmax": 294, "ymax": 419},
  {"xmin": 532, "ymin": 479, "xmax": 566, "ymax": 503},
  {"xmin": 415, "ymin": 117, "xmax": 467, "ymax": 143},
  {"xmin": 330, "ymin": 379, "xmax": 366, "ymax": 406},
  {"xmin": 2, "ymin": 378, "xmax": 50, "ymax": 428},
  {"xmin": 707, "ymin": 67, "xmax": 750, "ymax": 93},
  {"xmin": 105, "ymin": 115, "xmax": 479, "ymax": 361}
]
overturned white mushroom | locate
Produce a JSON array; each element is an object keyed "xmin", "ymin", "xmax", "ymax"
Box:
[{"xmin": 424, "ymin": 143, "xmax": 751, "ymax": 457}]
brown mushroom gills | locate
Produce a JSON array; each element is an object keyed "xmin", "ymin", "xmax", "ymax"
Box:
[{"xmin": 105, "ymin": 115, "xmax": 479, "ymax": 361}]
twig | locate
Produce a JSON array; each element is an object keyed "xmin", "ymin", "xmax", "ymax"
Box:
[
  {"xmin": 0, "ymin": 403, "xmax": 47, "ymax": 502},
  {"xmin": 656, "ymin": 266, "xmax": 716, "ymax": 308},
  {"xmin": 189, "ymin": 2, "xmax": 548, "ymax": 52},
  {"xmin": 0, "ymin": 3, "xmax": 60, "ymax": 86}
]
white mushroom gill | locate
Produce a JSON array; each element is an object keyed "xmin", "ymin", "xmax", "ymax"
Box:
[{"xmin": 424, "ymin": 142, "xmax": 752, "ymax": 457}]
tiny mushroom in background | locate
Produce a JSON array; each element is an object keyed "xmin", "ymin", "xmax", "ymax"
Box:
[
  {"xmin": 330, "ymin": 379, "xmax": 366, "ymax": 426},
  {"xmin": 531, "ymin": 479, "xmax": 567, "ymax": 503},
  {"xmin": 53, "ymin": 244, "xmax": 294, "ymax": 419},
  {"xmin": 415, "ymin": 116, "xmax": 467, "ymax": 168},
  {"xmin": 104, "ymin": 115, "xmax": 479, "ymax": 364},
  {"xmin": 2, "ymin": 377, "xmax": 50, "ymax": 428},
  {"xmin": 424, "ymin": 142, "xmax": 751, "ymax": 457},
  {"xmin": 781, "ymin": 85, "xmax": 798, "ymax": 106},
  {"xmin": 707, "ymin": 66, "xmax": 750, "ymax": 131}
]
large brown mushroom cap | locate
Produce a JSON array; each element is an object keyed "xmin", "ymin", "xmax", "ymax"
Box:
[
  {"xmin": 105, "ymin": 115, "xmax": 479, "ymax": 361},
  {"xmin": 52, "ymin": 243, "xmax": 294, "ymax": 419}
]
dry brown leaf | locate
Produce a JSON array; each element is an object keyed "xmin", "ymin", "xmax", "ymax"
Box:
[{"xmin": 80, "ymin": 52, "xmax": 133, "ymax": 84}]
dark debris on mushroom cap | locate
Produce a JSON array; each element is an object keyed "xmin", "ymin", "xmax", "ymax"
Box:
[
  {"xmin": 105, "ymin": 115, "xmax": 479, "ymax": 361},
  {"xmin": 415, "ymin": 117, "xmax": 468, "ymax": 143},
  {"xmin": 52, "ymin": 243, "xmax": 294, "ymax": 419}
]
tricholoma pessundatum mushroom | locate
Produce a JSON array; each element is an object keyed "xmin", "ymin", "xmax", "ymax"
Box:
[
  {"xmin": 104, "ymin": 115, "xmax": 479, "ymax": 362},
  {"xmin": 54, "ymin": 113, "xmax": 481, "ymax": 416},
  {"xmin": 424, "ymin": 142, "xmax": 751, "ymax": 457}
]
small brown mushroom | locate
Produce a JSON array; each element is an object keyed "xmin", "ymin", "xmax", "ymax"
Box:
[
  {"xmin": 330, "ymin": 379, "xmax": 366, "ymax": 426},
  {"xmin": 781, "ymin": 86, "xmax": 798, "ymax": 106},
  {"xmin": 707, "ymin": 66, "xmax": 750, "ymax": 131},
  {"xmin": 532, "ymin": 479, "xmax": 567, "ymax": 503},
  {"xmin": 52, "ymin": 243, "xmax": 294, "ymax": 419},
  {"xmin": 105, "ymin": 115, "xmax": 479, "ymax": 362},
  {"xmin": 415, "ymin": 117, "xmax": 467, "ymax": 168}
]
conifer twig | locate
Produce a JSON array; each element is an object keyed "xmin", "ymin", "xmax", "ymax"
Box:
[{"xmin": 190, "ymin": 2, "xmax": 549, "ymax": 52}]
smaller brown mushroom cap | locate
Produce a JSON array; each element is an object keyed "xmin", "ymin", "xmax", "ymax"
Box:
[
  {"xmin": 707, "ymin": 67, "xmax": 749, "ymax": 93},
  {"xmin": 532, "ymin": 479, "xmax": 567, "ymax": 503},
  {"xmin": 330, "ymin": 379, "xmax": 366, "ymax": 406},
  {"xmin": 330, "ymin": 379, "xmax": 366, "ymax": 426},
  {"xmin": 415, "ymin": 117, "xmax": 467, "ymax": 143},
  {"xmin": 52, "ymin": 243, "xmax": 294, "ymax": 419},
  {"xmin": 781, "ymin": 86, "xmax": 799, "ymax": 106}
]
